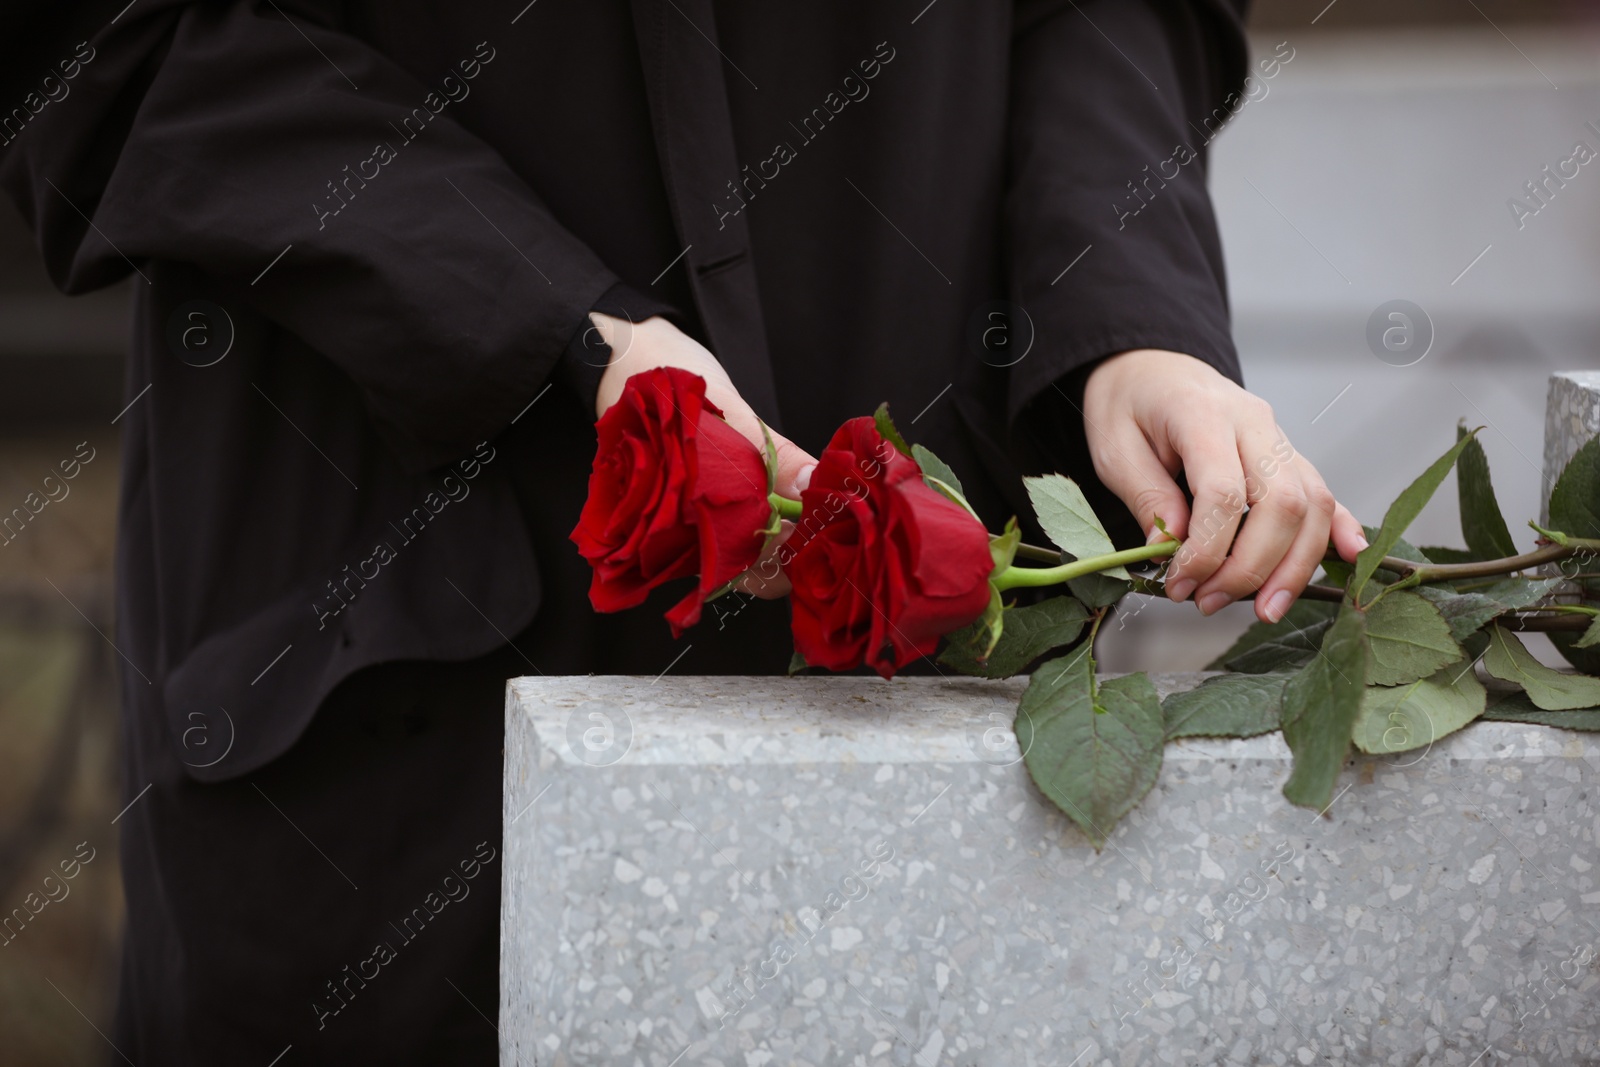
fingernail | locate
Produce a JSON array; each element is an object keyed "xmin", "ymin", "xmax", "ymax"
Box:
[
  {"xmin": 796, "ymin": 463, "xmax": 816, "ymax": 493},
  {"xmin": 1264, "ymin": 589, "xmax": 1293, "ymax": 622},
  {"xmin": 1197, "ymin": 591, "xmax": 1232, "ymax": 615},
  {"xmin": 1145, "ymin": 524, "xmax": 1167, "ymax": 545},
  {"xmin": 1167, "ymin": 578, "xmax": 1197, "ymax": 602},
  {"xmin": 1354, "ymin": 533, "xmax": 1370, "ymax": 551}
]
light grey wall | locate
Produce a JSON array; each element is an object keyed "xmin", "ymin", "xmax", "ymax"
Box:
[{"xmin": 1102, "ymin": 26, "xmax": 1600, "ymax": 671}]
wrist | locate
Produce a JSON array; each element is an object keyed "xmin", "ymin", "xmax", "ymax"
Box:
[
  {"xmin": 1089, "ymin": 348, "xmax": 1217, "ymax": 384},
  {"xmin": 591, "ymin": 311, "xmax": 668, "ymax": 359},
  {"xmin": 593, "ymin": 314, "xmax": 674, "ymax": 412},
  {"xmin": 1084, "ymin": 348, "xmax": 1220, "ymax": 411}
]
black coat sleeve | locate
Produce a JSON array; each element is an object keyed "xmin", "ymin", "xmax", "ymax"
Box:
[
  {"xmin": 0, "ymin": 0, "xmax": 627, "ymax": 472},
  {"xmin": 1004, "ymin": 0, "xmax": 1251, "ymax": 429},
  {"xmin": 556, "ymin": 282, "xmax": 683, "ymax": 418}
]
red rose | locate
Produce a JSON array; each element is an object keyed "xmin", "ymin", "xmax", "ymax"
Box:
[
  {"xmin": 570, "ymin": 367, "xmax": 772, "ymax": 637},
  {"xmin": 783, "ymin": 417, "xmax": 994, "ymax": 678}
]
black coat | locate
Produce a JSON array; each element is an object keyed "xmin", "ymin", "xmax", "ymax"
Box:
[{"xmin": 2, "ymin": 0, "xmax": 1246, "ymax": 1060}]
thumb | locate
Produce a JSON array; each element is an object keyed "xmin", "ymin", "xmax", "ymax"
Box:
[
  {"xmin": 1096, "ymin": 432, "xmax": 1191, "ymax": 546},
  {"xmin": 768, "ymin": 430, "xmax": 817, "ymax": 501}
]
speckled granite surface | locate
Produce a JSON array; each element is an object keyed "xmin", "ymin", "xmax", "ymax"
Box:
[
  {"xmin": 501, "ymin": 674, "xmax": 1600, "ymax": 1067},
  {"xmin": 1542, "ymin": 371, "xmax": 1600, "ymax": 525}
]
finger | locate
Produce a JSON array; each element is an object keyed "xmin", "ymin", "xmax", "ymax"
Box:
[
  {"xmin": 1254, "ymin": 474, "xmax": 1341, "ymax": 622},
  {"xmin": 768, "ymin": 432, "xmax": 817, "ymax": 500},
  {"xmin": 1198, "ymin": 463, "xmax": 1334, "ymax": 617},
  {"xmin": 1330, "ymin": 501, "xmax": 1368, "ymax": 563},
  {"xmin": 1191, "ymin": 438, "xmax": 1322, "ymax": 615},
  {"xmin": 1089, "ymin": 426, "xmax": 1191, "ymax": 545},
  {"xmin": 1164, "ymin": 429, "xmax": 1248, "ymax": 602}
]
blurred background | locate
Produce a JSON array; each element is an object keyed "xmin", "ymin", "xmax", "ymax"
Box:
[
  {"xmin": 1100, "ymin": 0, "xmax": 1600, "ymax": 670},
  {"xmin": 0, "ymin": 1, "xmax": 1595, "ymax": 1062}
]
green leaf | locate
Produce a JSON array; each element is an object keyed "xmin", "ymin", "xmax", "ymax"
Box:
[
  {"xmin": 911, "ymin": 443, "xmax": 965, "ymax": 502},
  {"xmin": 1547, "ymin": 434, "xmax": 1600, "ymax": 541},
  {"xmin": 1483, "ymin": 687, "xmax": 1600, "ymax": 730},
  {"xmin": 1456, "ymin": 424, "xmax": 1517, "ymax": 560},
  {"xmin": 939, "ymin": 596, "xmax": 1090, "ymax": 678},
  {"xmin": 1351, "ymin": 434, "xmax": 1477, "ymax": 602},
  {"xmin": 1023, "ymin": 474, "xmax": 1130, "ymax": 581},
  {"xmin": 787, "ymin": 649, "xmax": 809, "ymax": 675},
  {"xmin": 988, "ymin": 517, "xmax": 1021, "ymax": 575},
  {"xmin": 1460, "ymin": 628, "xmax": 1492, "ymax": 664},
  {"xmin": 1549, "ymin": 629, "xmax": 1600, "ymax": 675},
  {"xmin": 1530, "ymin": 520, "xmax": 1571, "ymax": 545},
  {"xmin": 1363, "ymin": 591, "xmax": 1461, "ymax": 686},
  {"xmin": 1320, "ymin": 559, "xmax": 1353, "ymax": 587},
  {"xmin": 1574, "ymin": 614, "xmax": 1600, "ymax": 649},
  {"xmin": 1352, "ymin": 662, "xmax": 1486, "ymax": 754},
  {"xmin": 972, "ymin": 585, "xmax": 1005, "ymax": 660},
  {"xmin": 873, "ymin": 402, "xmax": 911, "ymax": 457},
  {"xmin": 1162, "ymin": 673, "xmax": 1290, "ymax": 740},
  {"xmin": 1348, "ymin": 528, "xmax": 1436, "ymax": 584},
  {"xmin": 1375, "ymin": 531, "xmax": 1433, "ymax": 565},
  {"xmin": 1414, "ymin": 577, "xmax": 1563, "ymax": 642},
  {"xmin": 1280, "ymin": 606, "xmax": 1370, "ymax": 810},
  {"xmin": 1482, "ymin": 625, "xmax": 1600, "ymax": 710},
  {"xmin": 1016, "ymin": 650, "xmax": 1164, "ymax": 849},
  {"xmin": 1066, "ymin": 570, "xmax": 1133, "ymax": 611},
  {"xmin": 1208, "ymin": 599, "xmax": 1339, "ymax": 673}
]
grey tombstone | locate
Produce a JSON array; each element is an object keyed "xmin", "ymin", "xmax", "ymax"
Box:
[
  {"xmin": 501, "ymin": 375, "xmax": 1600, "ymax": 1066},
  {"xmin": 502, "ymin": 674, "xmax": 1599, "ymax": 1067},
  {"xmin": 1543, "ymin": 370, "xmax": 1600, "ymax": 524}
]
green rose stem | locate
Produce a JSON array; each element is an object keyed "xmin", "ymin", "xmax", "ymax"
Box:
[
  {"xmin": 1324, "ymin": 538, "xmax": 1600, "ymax": 584},
  {"xmin": 1403, "ymin": 541, "xmax": 1600, "ymax": 580},
  {"xmin": 762, "ymin": 491, "xmax": 1595, "ymax": 630},
  {"xmin": 768, "ymin": 492, "xmax": 804, "ymax": 520},
  {"xmin": 990, "ymin": 540, "xmax": 1178, "ymax": 592},
  {"xmin": 765, "ymin": 490, "xmax": 1168, "ymax": 584},
  {"xmin": 1012, "ymin": 542, "xmax": 1064, "ymax": 564},
  {"xmin": 1137, "ymin": 575, "xmax": 1586, "ymax": 629},
  {"xmin": 769, "ymin": 488, "xmax": 1600, "ymax": 584}
]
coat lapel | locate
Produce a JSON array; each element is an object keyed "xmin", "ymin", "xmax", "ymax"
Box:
[{"xmin": 630, "ymin": 0, "xmax": 782, "ymax": 429}]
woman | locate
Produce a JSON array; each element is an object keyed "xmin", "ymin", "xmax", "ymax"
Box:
[{"xmin": 0, "ymin": 0, "xmax": 1361, "ymax": 1061}]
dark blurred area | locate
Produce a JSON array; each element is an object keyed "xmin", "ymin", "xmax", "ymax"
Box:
[
  {"xmin": 1251, "ymin": 0, "xmax": 1588, "ymax": 25},
  {"xmin": 0, "ymin": 206, "xmax": 126, "ymax": 1059},
  {"xmin": 0, "ymin": 1, "xmax": 1590, "ymax": 1064}
]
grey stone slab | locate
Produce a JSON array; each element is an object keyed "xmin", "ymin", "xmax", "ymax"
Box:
[
  {"xmin": 1543, "ymin": 371, "xmax": 1600, "ymax": 524},
  {"xmin": 501, "ymin": 674, "xmax": 1600, "ymax": 1067}
]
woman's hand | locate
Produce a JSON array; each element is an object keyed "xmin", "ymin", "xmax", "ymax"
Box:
[
  {"xmin": 1081, "ymin": 348, "xmax": 1367, "ymax": 623},
  {"xmin": 591, "ymin": 313, "xmax": 815, "ymax": 598}
]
